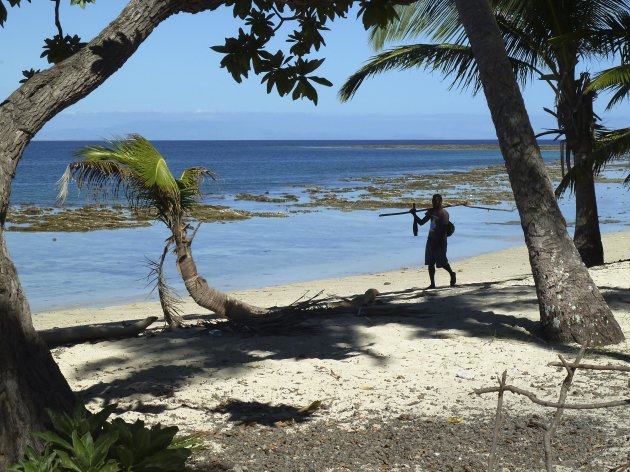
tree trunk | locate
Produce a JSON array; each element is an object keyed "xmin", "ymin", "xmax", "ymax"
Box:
[
  {"xmin": 38, "ymin": 316, "xmax": 159, "ymax": 348},
  {"xmin": 0, "ymin": 0, "xmax": 222, "ymax": 465},
  {"xmin": 572, "ymin": 148, "xmax": 604, "ymax": 267},
  {"xmin": 172, "ymin": 224, "xmax": 268, "ymax": 321},
  {"xmin": 0, "ymin": 227, "xmax": 76, "ymax": 469},
  {"xmin": 556, "ymin": 69, "xmax": 604, "ymax": 267},
  {"xmin": 453, "ymin": 0, "xmax": 623, "ymax": 345}
]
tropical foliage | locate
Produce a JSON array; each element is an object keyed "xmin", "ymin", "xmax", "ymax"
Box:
[{"xmin": 9, "ymin": 403, "xmax": 202, "ymax": 472}]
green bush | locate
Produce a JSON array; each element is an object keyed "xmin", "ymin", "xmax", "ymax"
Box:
[{"xmin": 10, "ymin": 403, "xmax": 203, "ymax": 472}]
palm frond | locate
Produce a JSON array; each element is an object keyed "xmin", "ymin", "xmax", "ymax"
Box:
[
  {"xmin": 588, "ymin": 64, "xmax": 630, "ymax": 109},
  {"xmin": 589, "ymin": 64, "xmax": 630, "ymax": 89},
  {"xmin": 177, "ymin": 167, "xmax": 216, "ymax": 213},
  {"xmin": 369, "ymin": 0, "xmax": 460, "ymax": 50},
  {"xmin": 593, "ymin": 128, "xmax": 630, "ymax": 178},
  {"xmin": 179, "ymin": 167, "xmax": 216, "ymax": 195},
  {"xmin": 146, "ymin": 243, "xmax": 184, "ymax": 327},
  {"xmin": 120, "ymin": 135, "xmax": 180, "ymax": 198},
  {"xmin": 57, "ymin": 160, "xmax": 134, "ymax": 204},
  {"xmin": 339, "ymin": 43, "xmax": 534, "ymax": 102},
  {"xmin": 77, "ymin": 135, "xmax": 180, "ymax": 199},
  {"xmin": 556, "ymin": 127, "xmax": 630, "ymax": 194},
  {"xmin": 66, "ymin": 135, "xmax": 183, "ymax": 217}
]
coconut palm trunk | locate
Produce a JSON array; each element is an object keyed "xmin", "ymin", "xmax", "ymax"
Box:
[
  {"xmin": 572, "ymin": 147, "xmax": 604, "ymax": 266},
  {"xmin": 453, "ymin": 0, "xmax": 623, "ymax": 345},
  {"xmin": 170, "ymin": 221, "xmax": 268, "ymax": 321},
  {"xmin": 556, "ymin": 64, "xmax": 604, "ymax": 267}
]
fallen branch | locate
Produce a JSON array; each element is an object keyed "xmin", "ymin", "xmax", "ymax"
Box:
[
  {"xmin": 474, "ymin": 384, "xmax": 630, "ymax": 410},
  {"xmin": 547, "ymin": 361, "xmax": 630, "ymax": 372},
  {"xmin": 39, "ymin": 316, "xmax": 158, "ymax": 348}
]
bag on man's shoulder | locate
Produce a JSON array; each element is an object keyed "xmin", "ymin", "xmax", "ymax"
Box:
[{"xmin": 446, "ymin": 221, "xmax": 455, "ymax": 237}]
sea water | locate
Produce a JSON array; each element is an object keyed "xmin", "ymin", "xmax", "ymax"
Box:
[{"xmin": 6, "ymin": 140, "xmax": 629, "ymax": 313}]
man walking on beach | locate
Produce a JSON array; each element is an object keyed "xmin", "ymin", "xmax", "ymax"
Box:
[{"xmin": 412, "ymin": 194, "xmax": 457, "ymax": 289}]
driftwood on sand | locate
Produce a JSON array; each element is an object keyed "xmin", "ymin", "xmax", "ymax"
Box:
[{"xmin": 39, "ymin": 316, "xmax": 158, "ymax": 348}]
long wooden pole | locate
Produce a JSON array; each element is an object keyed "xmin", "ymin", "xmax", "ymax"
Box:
[{"xmin": 378, "ymin": 203, "xmax": 515, "ymax": 217}]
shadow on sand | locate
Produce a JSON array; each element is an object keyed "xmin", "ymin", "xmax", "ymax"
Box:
[{"xmin": 72, "ymin": 276, "xmax": 629, "ymax": 414}]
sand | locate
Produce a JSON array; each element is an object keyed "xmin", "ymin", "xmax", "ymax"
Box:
[{"xmin": 32, "ymin": 231, "xmax": 630, "ymax": 470}]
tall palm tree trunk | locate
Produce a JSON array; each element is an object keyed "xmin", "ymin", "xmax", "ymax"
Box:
[
  {"xmin": 557, "ymin": 74, "xmax": 604, "ymax": 267},
  {"xmin": 573, "ymin": 148, "xmax": 604, "ymax": 267},
  {"xmin": 453, "ymin": 0, "xmax": 623, "ymax": 345},
  {"xmin": 171, "ymin": 224, "xmax": 268, "ymax": 321}
]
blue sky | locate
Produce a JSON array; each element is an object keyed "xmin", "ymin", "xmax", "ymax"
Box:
[{"xmin": 1, "ymin": 1, "xmax": 628, "ymax": 139}]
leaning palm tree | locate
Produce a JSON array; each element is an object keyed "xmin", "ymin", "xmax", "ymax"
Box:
[
  {"xmin": 340, "ymin": 0, "xmax": 630, "ymax": 267},
  {"xmin": 58, "ymin": 134, "xmax": 267, "ymax": 327}
]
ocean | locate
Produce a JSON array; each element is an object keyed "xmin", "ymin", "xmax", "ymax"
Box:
[{"xmin": 7, "ymin": 140, "xmax": 629, "ymax": 313}]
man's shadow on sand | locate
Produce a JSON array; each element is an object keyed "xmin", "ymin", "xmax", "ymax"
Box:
[{"xmin": 74, "ymin": 277, "xmax": 630, "ymax": 413}]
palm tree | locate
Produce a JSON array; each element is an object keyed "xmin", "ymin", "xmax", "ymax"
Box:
[
  {"xmin": 457, "ymin": 0, "xmax": 623, "ymax": 345},
  {"xmin": 340, "ymin": 0, "xmax": 630, "ymax": 267},
  {"xmin": 344, "ymin": 0, "xmax": 624, "ymax": 345},
  {"xmin": 58, "ymin": 134, "xmax": 267, "ymax": 327}
]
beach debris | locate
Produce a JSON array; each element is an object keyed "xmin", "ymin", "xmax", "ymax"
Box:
[
  {"xmin": 273, "ymin": 419, "xmax": 295, "ymax": 427},
  {"xmin": 38, "ymin": 316, "xmax": 159, "ymax": 348},
  {"xmin": 328, "ymin": 288, "xmax": 380, "ymax": 310},
  {"xmin": 297, "ymin": 400, "xmax": 322, "ymax": 414},
  {"xmin": 359, "ymin": 386, "xmax": 374, "ymax": 390},
  {"xmin": 447, "ymin": 417, "xmax": 465, "ymax": 424},
  {"xmin": 456, "ymin": 370, "xmax": 476, "ymax": 380}
]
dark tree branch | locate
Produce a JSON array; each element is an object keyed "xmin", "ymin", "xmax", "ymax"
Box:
[{"xmin": 54, "ymin": 0, "xmax": 63, "ymax": 37}]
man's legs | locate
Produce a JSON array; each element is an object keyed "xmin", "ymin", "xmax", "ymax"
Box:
[
  {"xmin": 427, "ymin": 264, "xmax": 436, "ymax": 289},
  {"xmin": 443, "ymin": 263, "xmax": 456, "ymax": 286}
]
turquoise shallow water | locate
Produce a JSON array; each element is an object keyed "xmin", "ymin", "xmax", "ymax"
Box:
[{"xmin": 8, "ymin": 140, "xmax": 629, "ymax": 313}]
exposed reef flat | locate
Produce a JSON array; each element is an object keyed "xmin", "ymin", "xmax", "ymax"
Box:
[
  {"xmin": 324, "ymin": 144, "xmax": 562, "ymax": 151},
  {"xmin": 8, "ymin": 160, "xmax": 627, "ymax": 232}
]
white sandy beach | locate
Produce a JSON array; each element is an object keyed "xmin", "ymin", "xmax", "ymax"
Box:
[{"xmin": 32, "ymin": 231, "xmax": 630, "ymax": 469}]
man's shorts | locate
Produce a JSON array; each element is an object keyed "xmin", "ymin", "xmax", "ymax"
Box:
[{"xmin": 425, "ymin": 238, "xmax": 448, "ymax": 268}]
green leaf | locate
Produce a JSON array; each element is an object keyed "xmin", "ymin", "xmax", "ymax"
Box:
[
  {"xmin": 18, "ymin": 68, "xmax": 40, "ymax": 84},
  {"xmin": 33, "ymin": 431, "xmax": 73, "ymax": 451},
  {"xmin": 232, "ymin": 0, "xmax": 252, "ymax": 19},
  {"xmin": 8, "ymin": 446, "xmax": 59, "ymax": 472},
  {"xmin": 55, "ymin": 450, "xmax": 82, "ymax": 472},
  {"xmin": 40, "ymin": 34, "xmax": 86, "ymax": 64},
  {"xmin": 93, "ymin": 431, "xmax": 119, "ymax": 463},
  {"xmin": 71, "ymin": 431, "xmax": 92, "ymax": 467},
  {"xmin": 309, "ymin": 76, "xmax": 333, "ymax": 87},
  {"xmin": 0, "ymin": 0, "xmax": 23, "ymax": 27},
  {"xmin": 86, "ymin": 403, "xmax": 117, "ymax": 435},
  {"xmin": 0, "ymin": 2, "xmax": 7, "ymax": 27},
  {"xmin": 47, "ymin": 407, "xmax": 77, "ymax": 438},
  {"xmin": 70, "ymin": 0, "xmax": 97, "ymax": 7}
]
